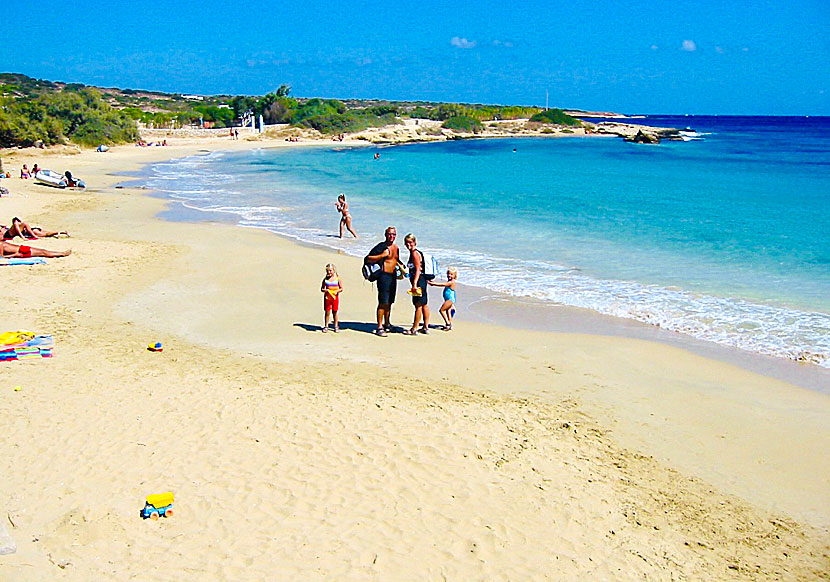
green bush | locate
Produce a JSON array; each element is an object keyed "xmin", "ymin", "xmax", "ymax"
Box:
[
  {"xmin": 441, "ymin": 116, "xmax": 483, "ymax": 133},
  {"xmin": 430, "ymin": 103, "xmax": 469, "ymax": 121},
  {"xmin": 193, "ymin": 105, "xmax": 235, "ymax": 127},
  {"xmin": 362, "ymin": 104, "xmax": 398, "ymax": 116},
  {"xmin": 410, "ymin": 106, "xmax": 431, "ymax": 119},
  {"xmin": 297, "ymin": 111, "xmax": 399, "ymax": 134},
  {"xmin": 529, "ymin": 108, "xmax": 581, "ymax": 126},
  {"xmin": 0, "ymin": 86, "xmax": 139, "ymax": 147}
]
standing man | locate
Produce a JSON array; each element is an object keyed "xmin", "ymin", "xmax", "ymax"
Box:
[{"xmin": 365, "ymin": 226, "xmax": 400, "ymax": 336}]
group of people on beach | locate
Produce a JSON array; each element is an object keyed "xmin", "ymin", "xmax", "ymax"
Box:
[
  {"xmin": 2, "ymin": 164, "xmax": 73, "ymax": 258},
  {"xmin": 17, "ymin": 163, "xmax": 41, "ymax": 179},
  {"xmin": 320, "ymin": 211, "xmax": 457, "ymax": 336},
  {"xmin": 364, "ymin": 226, "xmax": 458, "ymax": 337},
  {"xmin": 0, "ymin": 216, "xmax": 71, "ymax": 258}
]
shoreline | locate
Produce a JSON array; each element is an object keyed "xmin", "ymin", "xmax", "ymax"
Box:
[
  {"xmin": 120, "ymin": 141, "xmax": 830, "ymax": 522},
  {"xmin": 1, "ymin": 136, "xmax": 828, "ymax": 580},
  {"xmin": 157, "ymin": 192, "xmax": 830, "ymax": 395},
  {"xmin": 134, "ymin": 143, "xmax": 830, "ymax": 389}
]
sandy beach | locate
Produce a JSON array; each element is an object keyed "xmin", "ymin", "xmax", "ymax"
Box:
[{"xmin": 1, "ymin": 134, "xmax": 828, "ymax": 581}]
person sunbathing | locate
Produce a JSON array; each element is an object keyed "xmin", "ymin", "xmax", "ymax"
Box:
[
  {"xmin": 0, "ymin": 240, "xmax": 71, "ymax": 258},
  {"xmin": 1, "ymin": 217, "xmax": 69, "ymax": 240}
]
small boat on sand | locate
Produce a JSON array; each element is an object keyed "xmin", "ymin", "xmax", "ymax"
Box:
[{"xmin": 34, "ymin": 169, "xmax": 85, "ymax": 189}]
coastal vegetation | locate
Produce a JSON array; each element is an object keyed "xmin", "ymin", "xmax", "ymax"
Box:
[
  {"xmin": 529, "ymin": 108, "xmax": 581, "ymax": 126},
  {"xmin": 441, "ymin": 116, "xmax": 484, "ymax": 133},
  {"xmin": 0, "ymin": 73, "xmax": 583, "ymax": 145},
  {"xmin": 0, "ymin": 75, "xmax": 139, "ymax": 147}
]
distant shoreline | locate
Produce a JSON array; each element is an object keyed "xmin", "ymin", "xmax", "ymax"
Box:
[{"xmin": 135, "ymin": 115, "xmax": 684, "ymax": 148}]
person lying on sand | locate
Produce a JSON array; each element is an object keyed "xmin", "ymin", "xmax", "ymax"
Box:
[
  {"xmin": 1, "ymin": 217, "xmax": 69, "ymax": 240},
  {"xmin": 0, "ymin": 240, "xmax": 71, "ymax": 258}
]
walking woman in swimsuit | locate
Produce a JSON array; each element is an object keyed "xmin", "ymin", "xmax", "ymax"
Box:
[{"xmin": 336, "ymin": 194, "xmax": 358, "ymax": 239}]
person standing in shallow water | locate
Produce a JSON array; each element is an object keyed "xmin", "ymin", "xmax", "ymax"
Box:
[
  {"xmin": 365, "ymin": 226, "xmax": 400, "ymax": 336},
  {"xmin": 336, "ymin": 194, "xmax": 358, "ymax": 239}
]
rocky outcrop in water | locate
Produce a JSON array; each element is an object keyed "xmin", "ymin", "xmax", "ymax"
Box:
[
  {"xmin": 593, "ymin": 122, "xmax": 683, "ymax": 143},
  {"xmin": 626, "ymin": 130, "xmax": 661, "ymax": 144}
]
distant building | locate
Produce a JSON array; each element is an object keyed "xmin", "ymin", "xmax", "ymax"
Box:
[{"xmin": 181, "ymin": 94, "xmax": 205, "ymax": 101}]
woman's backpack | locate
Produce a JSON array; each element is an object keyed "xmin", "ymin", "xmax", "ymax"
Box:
[{"xmin": 418, "ymin": 249, "xmax": 439, "ymax": 280}]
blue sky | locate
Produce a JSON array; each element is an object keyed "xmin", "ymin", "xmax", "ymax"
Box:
[{"xmin": 2, "ymin": 0, "xmax": 827, "ymax": 114}]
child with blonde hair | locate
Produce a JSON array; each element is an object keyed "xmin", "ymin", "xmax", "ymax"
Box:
[
  {"xmin": 320, "ymin": 263, "xmax": 343, "ymax": 332},
  {"xmin": 428, "ymin": 266, "xmax": 457, "ymax": 331}
]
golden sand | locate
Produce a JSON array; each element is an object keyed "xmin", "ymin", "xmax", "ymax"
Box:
[{"xmin": 0, "ymin": 135, "xmax": 828, "ymax": 581}]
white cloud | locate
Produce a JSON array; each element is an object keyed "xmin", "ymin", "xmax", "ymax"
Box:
[
  {"xmin": 650, "ymin": 44, "xmax": 659, "ymax": 50},
  {"xmin": 715, "ymin": 46, "xmax": 724, "ymax": 54},
  {"xmin": 451, "ymin": 37, "xmax": 477, "ymax": 49},
  {"xmin": 493, "ymin": 39, "xmax": 514, "ymax": 48},
  {"xmin": 681, "ymin": 40, "xmax": 696, "ymax": 52}
]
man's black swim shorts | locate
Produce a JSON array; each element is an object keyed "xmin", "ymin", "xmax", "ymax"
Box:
[{"xmin": 377, "ymin": 271, "xmax": 397, "ymax": 305}]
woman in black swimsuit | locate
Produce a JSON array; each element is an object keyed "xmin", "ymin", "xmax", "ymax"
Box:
[
  {"xmin": 402, "ymin": 233, "xmax": 430, "ymax": 335},
  {"xmin": 1, "ymin": 217, "xmax": 67, "ymax": 240}
]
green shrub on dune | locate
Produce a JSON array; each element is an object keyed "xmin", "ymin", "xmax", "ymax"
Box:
[
  {"xmin": 288, "ymin": 99, "xmax": 401, "ymax": 135},
  {"xmin": 0, "ymin": 85, "xmax": 139, "ymax": 147},
  {"xmin": 441, "ymin": 116, "xmax": 484, "ymax": 133},
  {"xmin": 298, "ymin": 111, "xmax": 399, "ymax": 134},
  {"xmin": 529, "ymin": 108, "xmax": 581, "ymax": 126}
]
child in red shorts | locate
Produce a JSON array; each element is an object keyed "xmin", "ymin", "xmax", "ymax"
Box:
[{"xmin": 320, "ymin": 263, "xmax": 343, "ymax": 333}]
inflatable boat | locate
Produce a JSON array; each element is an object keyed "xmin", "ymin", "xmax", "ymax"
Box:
[{"xmin": 34, "ymin": 169, "xmax": 85, "ymax": 189}]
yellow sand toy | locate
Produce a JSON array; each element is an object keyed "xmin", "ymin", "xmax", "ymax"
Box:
[{"xmin": 141, "ymin": 492, "xmax": 174, "ymax": 520}]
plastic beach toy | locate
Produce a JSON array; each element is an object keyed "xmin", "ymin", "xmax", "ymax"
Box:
[
  {"xmin": 147, "ymin": 342, "xmax": 163, "ymax": 352},
  {"xmin": 406, "ymin": 288, "xmax": 422, "ymax": 296},
  {"xmin": 141, "ymin": 492, "xmax": 174, "ymax": 520}
]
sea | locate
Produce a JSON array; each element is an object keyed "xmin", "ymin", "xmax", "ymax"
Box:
[{"xmin": 140, "ymin": 116, "xmax": 830, "ymax": 370}]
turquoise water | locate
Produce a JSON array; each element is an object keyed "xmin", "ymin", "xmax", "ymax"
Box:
[{"xmin": 143, "ymin": 116, "xmax": 830, "ymax": 367}]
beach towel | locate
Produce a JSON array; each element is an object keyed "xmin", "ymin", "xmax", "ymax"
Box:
[
  {"xmin": 0, "ymin": 333, "xmax": 54, "ymax": 361},
  {"xmin": 0, "ymin": 331, "xmax": 35, "ymax": 345},
  {"xmin": 0, "ymin": 258, "xmax": 47, "ymax": 266}
]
